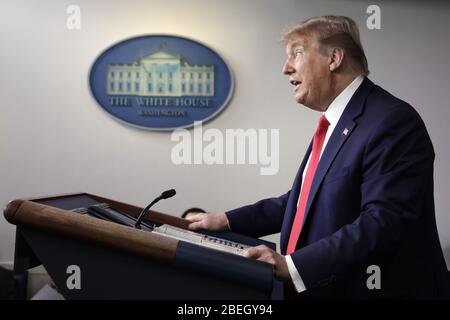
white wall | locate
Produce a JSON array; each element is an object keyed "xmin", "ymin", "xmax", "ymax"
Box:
[{"xmin": 1, "ymin": 0, "xmax": 449, "ymax": 268}]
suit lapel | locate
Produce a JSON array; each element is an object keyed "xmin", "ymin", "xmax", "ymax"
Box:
[
  {"xmin": 302, "ymin": 117, "xmax": 356, "ymax": 226},
  {"xmin": 280, "ymin": 142, "xmax": 312, "ymax": 253},
  {"xmin": 299, "ymin": 77, "xmax": 375, "ymax": 236}
]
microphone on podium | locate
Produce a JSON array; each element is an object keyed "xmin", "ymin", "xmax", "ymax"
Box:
[{"xmin": 134, "ymin": 189, "xmax": 176, "ymax": 229}]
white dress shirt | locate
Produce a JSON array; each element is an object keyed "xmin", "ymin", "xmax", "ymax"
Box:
[{"xmin": 285, "ymin": 75, "xmax": 364, "ymax": 293}]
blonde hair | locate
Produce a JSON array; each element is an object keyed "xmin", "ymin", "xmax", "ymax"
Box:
[{"xmin": 282, "ymin": 15, "xmax": 369, "ymax": 76}]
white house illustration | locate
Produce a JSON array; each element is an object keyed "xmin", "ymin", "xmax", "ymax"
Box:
[{"xmin": 107, "ymin": 49, "xmax": 215, "ymax": 97}]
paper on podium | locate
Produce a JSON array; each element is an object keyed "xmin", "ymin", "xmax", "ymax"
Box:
[{"xmin": 31, "ymin": 284, "xmax": 65, "ymax": 300}]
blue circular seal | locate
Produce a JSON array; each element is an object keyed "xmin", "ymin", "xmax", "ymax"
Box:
[{"xmin": 89, "ymin": 35, "xmax": 234, "ymax": 131}]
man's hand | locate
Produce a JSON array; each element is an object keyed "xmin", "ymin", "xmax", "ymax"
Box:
[
  {"xmin": 243, "ymin": 245, "xmax": 291, "ymax": 281},
  {"xmin": 185, "ymin": 212, "xmax": 230, "ymax": 231}
]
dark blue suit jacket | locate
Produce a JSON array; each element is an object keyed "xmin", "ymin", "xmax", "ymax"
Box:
[{"xmin": 226, "ymin": 78, "xmax": 449, "ymax": 299}]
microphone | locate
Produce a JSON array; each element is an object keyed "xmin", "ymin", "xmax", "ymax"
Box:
[{"xmin": 134, "ymin": 189, "xmax": 176, "ymax": 229}]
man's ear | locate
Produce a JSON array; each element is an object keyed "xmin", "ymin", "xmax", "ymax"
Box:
[{"xmin": 328, "ymin": 47, "xmax": 345, "ymax": 72}]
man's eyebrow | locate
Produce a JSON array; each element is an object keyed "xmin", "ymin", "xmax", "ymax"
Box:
[{"xmin": 290, "ymin": 42, "xmax": 305, "ymax": 51}]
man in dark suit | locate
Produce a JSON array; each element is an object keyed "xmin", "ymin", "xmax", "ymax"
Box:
[{"xmin": 187, "ymin": 15, "xmax": 449, "ymax": 299}]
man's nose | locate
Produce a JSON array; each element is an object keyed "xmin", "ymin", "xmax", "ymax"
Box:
[{"xmin": 282, "ymin": 60, "xmax": 294, "ymax": 75}]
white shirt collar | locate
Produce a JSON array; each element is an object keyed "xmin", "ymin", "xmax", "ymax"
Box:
[{"xmin": 324, "ymin": 75, "xmax": 364, "ymax": 127}]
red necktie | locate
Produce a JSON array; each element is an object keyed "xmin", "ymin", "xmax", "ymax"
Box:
[{"xmin": 287, "ymin": 115, "xmax": 330, "ymax": 254}]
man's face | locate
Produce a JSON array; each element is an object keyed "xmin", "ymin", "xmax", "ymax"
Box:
[{"xmin": 282, "ymin": 34, "xmax": 332, "ymax": 111}]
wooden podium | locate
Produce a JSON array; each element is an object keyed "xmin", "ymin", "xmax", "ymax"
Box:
[{"xmin": 3, "ymin": 193, "xmax": 278, "ymax": 299}]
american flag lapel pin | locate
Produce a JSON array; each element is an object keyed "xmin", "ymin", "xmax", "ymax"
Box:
[{"xmin": 343, "ymin": 128, "xmax": 349, "ymax": 136}]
